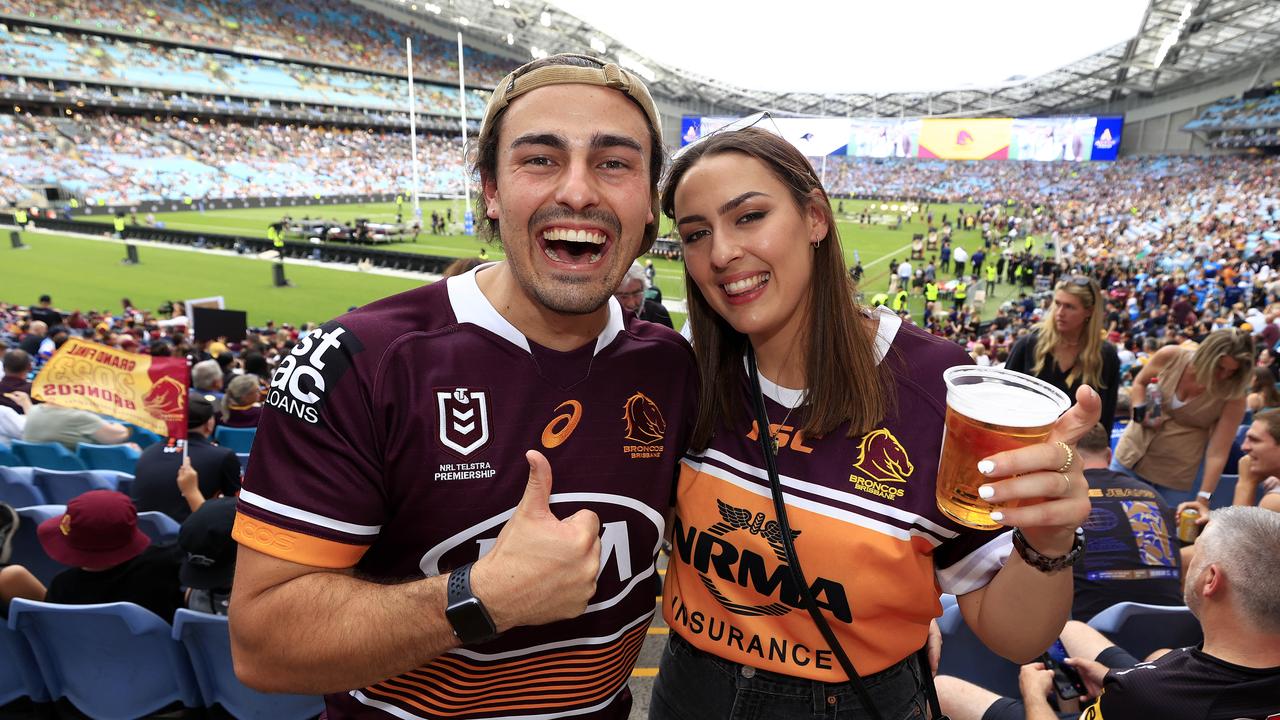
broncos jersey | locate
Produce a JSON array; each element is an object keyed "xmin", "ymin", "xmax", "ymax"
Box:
[
  {"xmin": 663, "ymin": 309, "xmax": 1012, "ymax": 680},
  {"xmin": 234, "ymin": 266, "xmax": 697, "ymax": 719}
]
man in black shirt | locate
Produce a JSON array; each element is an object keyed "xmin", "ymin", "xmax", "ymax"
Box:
[
  {"xmin": 132, "ymin": 393, "xmax": 241, "ymax": 523},
  {"xmin": 36, "ymin": 490, "xmax": 184, "ymax": 622},
  {"xmin": 28, "ymin": 295, "xmax": 62, "ymax": 329},
  {"xmin": 1073, "ymin": 423, "xmax": 1183, "ymax": 621}
]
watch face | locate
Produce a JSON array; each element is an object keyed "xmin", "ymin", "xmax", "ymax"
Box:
[{"xmin": 447, "ymin": 598, "xmax": 496, "ymax": 644}]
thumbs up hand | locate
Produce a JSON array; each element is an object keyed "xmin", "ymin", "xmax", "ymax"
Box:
[{"xmin": 471, "ymin": 451, "xmax": 602, "ymax": 632}]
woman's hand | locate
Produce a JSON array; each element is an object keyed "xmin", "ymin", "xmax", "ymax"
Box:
[
  {"xmin": 1175, "ymin": 498, "xmax": 1211, "ymax": 525},
  {"xmin": 977, "ymin": 385, "xmax": 1100, "ymax": 556}
]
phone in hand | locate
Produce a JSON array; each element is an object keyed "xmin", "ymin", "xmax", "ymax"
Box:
[{"xmin": 1041, "ymin": 640, "xmax": 1087, "ymax": 700}]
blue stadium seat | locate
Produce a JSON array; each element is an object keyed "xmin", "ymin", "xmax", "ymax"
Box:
[
  {"xmin": 936, "ymin": 601, "xmax": 1022, "ymax": 697},
  {"xmin": 1222, "ymin": 424, "xmax": 1249, "ymax": 476},
  {"xmin": 31, "ymin": 468, "xmax": 116, "ymax": 504},
  {"xmin": 0, "ymin": 621, "xmax": 48, "ymax": 705},
  {"xmin": 1210, "ymin": 474, "xmax": 1238, "ymax": 510},
  {"xmin": 11, "ymin": 441, "xmax": 89, "ymax": 472},
  {"xmin": 7, "ymin": 600, "xmax": 201, "ymax": 720},
  {"xmin": 1087, "ymin": 602, "xmax": 1202, "ymax": 661},
  {"xmin": 76, "ymin": 443, "xmax": 141, "ymax": 474},
  {"xmin": 127, "ymin": 424, "xmax": 164, "ymax": 449},
  {"xmin": 173, "ymin": 610, "xmax": 324, "ymax": 720},
  {"xmin": 0, "ymin": 466, "xmax": 46, "ymax": 506},
  {"xmin": 237, "ymin": 452, "xmax": 250, "ymax": 474},
  {"xmin": 0, "ymin": 443, "xmax": 19, "ymax": 467},
  {"xmin": 106, "ymin": 471, "xmax": 136, "ymax": 497},
  {"xmin": 214, "ymin": 426, "xmax": 256, "ymax": 453},
  {"xmin": 10, "ymin": 505, "xmax": 70, "ymax": 586},
  {"xmin": 136, "ymin": 511, "xmax": 181, "ymax": 545}
]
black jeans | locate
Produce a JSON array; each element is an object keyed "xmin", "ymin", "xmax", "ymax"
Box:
[{"xmin": 650, "ymin": 633, "xmax": 928, "ymax": 720}]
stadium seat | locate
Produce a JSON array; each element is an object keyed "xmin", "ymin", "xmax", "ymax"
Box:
[
  {"xmin": 127, "ymin": 424, "xmax": 164, "ymax": 449},
  {"xmin": 109, "ymin": 471, "xmax": 136, "ymax": 497},
  {"xmin": 1222, "ymin": 424, "xmax": 1249, "ymax": 476},
  {"xmin": 237, "ymin": 452, "xmax": 250, "ymax": 474},
  {"xmin": 936, "ymin": 601, "xmax": 1022, "ymax": 697},
  {"xmin": 76, "ymin": 443, "xmax": 141, "ymax": 474},
  {"xmin": 0, "ymin": 466, "xmax": 47, "ymax": 506},
  {"xmin": 1087, "ymin": 602, "xmax": 1202, "ymax": 661},
  {"xmin": 136, "ymin": 511, "xmax": 181, "ymax": 545},
  {"xmin": 11, "ymin": 441, "xmax": 89, "ymax": 472},
  {"xmin": 0, "ymin": 443, "xmax": 19, "ymax": 467},
  {"xmin": 214, "ymin": 426, "xmax": 256, "ymax": 453},
  {"xmin": 173, "ymin": 610, "xmax": 325, "ymax": 720},
  {"xmin": 7, "ymin": 600, "xmax": 201, "ymax": 720},
  {"xmin": 10, "ymin": 505, "xmax": 70, "ymax": 586},
  {"xmin": 0, "ymin": 621, "xmax": 48, "ymax": 705},
  {"xmin": 1210, "ymin": 474, "xmax": 1238, "ymax": 510},
  {"xmin": 31, "ymin": 468, "xmax": 116, "ymax": 505}
]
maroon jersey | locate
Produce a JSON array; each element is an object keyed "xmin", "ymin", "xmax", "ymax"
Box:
[
  {"xmin": 664, "ymin": 311, "xmax": 1012, "ymax": 680},
  {"xmin": 233, "ymin": 267, "xmax": 697, "ymax": 719}
]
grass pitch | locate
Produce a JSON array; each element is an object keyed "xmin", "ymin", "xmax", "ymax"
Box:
[{"xmin": 31, "ymin": 199, "xmax": 1036, "ymax": 329}]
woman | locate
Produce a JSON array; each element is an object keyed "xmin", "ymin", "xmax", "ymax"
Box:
[
  {"xmin": 653, "ymin": 128, "xmax": 1096, "ymax": 720},
  {"xmin": 1113, "ymin": 329, "xmax": 1252, "ymax": 508},
  {"xmin": 220, "ymin": 374, "xmax": 262, "ymax": 428},
  {"xmin": 1006, "ymin": 276, "xmax": 1121, "ymax": 433},
  {"xmin": 1246, "ymin": 366, "xmax": 1280, "ymax": 414}
]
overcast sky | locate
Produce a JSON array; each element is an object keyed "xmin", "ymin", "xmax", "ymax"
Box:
[{"xmin": 548, "ymin": 0, "xmax": 1148, "ymax": 94}]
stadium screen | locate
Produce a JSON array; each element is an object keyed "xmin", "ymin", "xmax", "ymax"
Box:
[{"xmin": 680, "ymin": 115, "xmax": 1123, "ymax": 161}]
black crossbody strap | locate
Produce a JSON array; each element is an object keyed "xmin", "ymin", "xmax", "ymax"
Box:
[{"xmin": 745, "ymin": 346, "xmax": 948, "ymax": 720}]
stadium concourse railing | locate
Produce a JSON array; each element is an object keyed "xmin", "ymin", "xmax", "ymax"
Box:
[{"xmin": 4, "ymin": 213, "xmax": 460, "ymax": 276}]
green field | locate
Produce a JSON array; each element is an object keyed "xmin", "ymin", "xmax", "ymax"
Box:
[{"xmin": 24, "ymin": 199, "xmax": 1037, "ymax": 329}]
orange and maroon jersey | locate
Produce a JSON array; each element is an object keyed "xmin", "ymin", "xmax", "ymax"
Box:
[
  {"xmin": 663, "ymin": 310, "xmax": 1011, "ymax": 681},
  {"xmin": 234, "ymin": 267, "xmax": 697, "ymax": 719}
]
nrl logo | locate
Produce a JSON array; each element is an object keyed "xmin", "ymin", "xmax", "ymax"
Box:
[{"xmin": 436, "ymin": 387, "xmax": 491, "ymax": 458}]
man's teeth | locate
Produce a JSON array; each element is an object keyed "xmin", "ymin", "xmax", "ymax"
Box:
[
  {"xmin": 723, "ymin": 273, "xmax": 770, "ymax": 295},
  {"xmin": 543, "ymin": 246, "xmax": 604, "ymax": 263},
  {"xmin": 542, "ymin": 228, "xmax": 606, "ymax": 244}
]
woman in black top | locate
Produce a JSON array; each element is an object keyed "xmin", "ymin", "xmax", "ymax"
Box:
[{"xmin": 1007, "ymin": 276, "xmax": 1121, "ymax": 433}]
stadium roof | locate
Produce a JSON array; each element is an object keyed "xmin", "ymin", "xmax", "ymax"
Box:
[{"xmin": 382, "ymin": 0, "xmax": 1280, "ymax": 117}]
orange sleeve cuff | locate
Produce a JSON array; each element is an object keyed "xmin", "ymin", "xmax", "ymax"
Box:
[{"xmin": 233, "ymin": 513, "xmax": 370, "ymax": 568}]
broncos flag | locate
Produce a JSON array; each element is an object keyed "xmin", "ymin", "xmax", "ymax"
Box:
[{"xmin": 31, "ymin": 337, "xmax": 190, "ymax": 438}]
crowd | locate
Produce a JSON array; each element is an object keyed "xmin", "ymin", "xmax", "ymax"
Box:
[
  {"xmin": 0, "ymin": 23, "xmax": 490, "ymax": 118},
  {"xmin": 3, "ymin": 110, "xmax": 465, "ymax": 203},
  {"xmin": 0, "ymin": 0, "xmax": 510, "ymax": 87}
]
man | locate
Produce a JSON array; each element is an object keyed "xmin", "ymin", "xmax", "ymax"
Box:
[
  {"xmin": 1186, "ymin": 408, "xmax": 1280, "ymax": 517},
  {"xmin": 938, "ymin": 507, "xmax": 1280, "ymax": 720},
  {"xmin": 615, "ymin": 261, "xmax": 672, "ymax": 328},
  {"xmin": 191, "ymin": 359, "xmax": 225, "ymax": 405},
  {"xmin": 1071, "ymin": 423, "xmax": 1183, "ymax": 620},
  {"xmin": 18, "ymin": 320, "xmax": 47, "ymax": 357},
  {"xmin": 23, "ymin": 400, "xmax": 132, "ymax": 451},
  {"xmin": 179, "ymin": 496, "xmax": 238, "ymax": 616},
  {"xmin": 897, "ymin": 258, "xmax": 913, "ymax": 291},
  {"xmin": 229, "ymin": 54, "xmax": 697, "ymax": 720},
  {"xmin": 953, "ymin": 244, "xmax": 969, "ymax": 277},
  {"xmin": 0, "ymin": 349, "xmax": 32, "ymax": 414},
  {"xmin": 133, "ymin": 394, "xmax": 241, "ymax": 523},
  {"xmin": 29, "ymin": 295, "xmax": 61, "ymax": 328},
  {"xmin": 38, "ymin": 490, "xmax": 185, "ymax": 622}
]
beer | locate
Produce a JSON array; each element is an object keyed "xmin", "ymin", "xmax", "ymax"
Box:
[
  {"xmin": 937, "ymin": 367, "xmax": 1071, "ymax": 530},
  {"xmin": 1177, "ymin": 507, "xmax": 1201, "ymax": 544}
]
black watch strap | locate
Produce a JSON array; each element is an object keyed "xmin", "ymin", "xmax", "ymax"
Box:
[
  {"xmin": 1012, "ymin": 527, "xmax": 1085, "ymax": 574},
  {"xmin": 445, "ymin": 563, "xmax": 498, "ymax": 645}
]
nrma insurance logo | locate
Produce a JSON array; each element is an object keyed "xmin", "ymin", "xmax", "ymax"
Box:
[{"xmin": 421, "ymin": 493, "xmax": 664, "ymax": 617}]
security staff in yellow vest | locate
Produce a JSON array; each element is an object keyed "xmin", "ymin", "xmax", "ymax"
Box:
[
  {"xmin": 113, "ymin": 213, "xmax": 126, "ymax": 238},
  {"xmin": 952, "ymin": 279, "xmax": 968, "ymax": 310},
  {"xmin": 69, "ymin": 197, "xmax": 79, "ymax": 210},
  {"xmin": 985, "ymin": 263, "xmax": 998, "ymax": 294},
  {"xmin": 1024, "ymin": 235, "xmax": 1034, "ymax": 253},
  {"xmin": 891, "ymin": 289, "xmax": 909, "ymax": 313},
  {"xmin": 869, "ymin": 291, "xmax": 889, "ymax": 308},
  {"xmin": 924, "ymin": 281, "xmax": 939, "ymax": 303},
  {"xmin": 13, "ymin": 208, "xmax": 28, "ymax": 227}
]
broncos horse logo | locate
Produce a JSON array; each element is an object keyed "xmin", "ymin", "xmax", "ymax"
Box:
[
  {"xmin": 622, "ymin": 391, "xmax": 665, "ymax": 445},
  {"xmin": 143, "ymin": 376, "xmax": 187, "ymax": 422},
  {"xmin": 707, "ymin": 499, "xmax": 801, "ymax": 563},
  {"xmin": 850, "ymin": 428, "xmax": 914, "ymax": 484}
]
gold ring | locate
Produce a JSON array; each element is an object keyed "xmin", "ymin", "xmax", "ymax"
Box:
[
  {"xmin": 1055, "ymin": 441, "xmax": 1074, "ymax": 474},
  {"xmin": 1062, "ymin": 473, "xmax": 1072, "ymax": 495}
]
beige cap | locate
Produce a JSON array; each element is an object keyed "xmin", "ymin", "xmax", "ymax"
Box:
[{"xmin": 479, "ymin": 53, "xmax": 661, "ymax": 145}]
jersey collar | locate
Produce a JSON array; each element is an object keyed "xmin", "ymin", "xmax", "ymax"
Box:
[{"xmin": 446, "ymin": 264, "xmax": 625, "ymax": 357}]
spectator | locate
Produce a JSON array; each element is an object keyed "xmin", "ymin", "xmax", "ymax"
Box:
[
  {"xmin": 1245, "ymin": 366, "xmax": 1280, "ymax": 415},
  {"xmin": 179, "ymin": 496, "xmax": 238, "ymax": 616},
  {"xmin": 0, "ymin": 349, "xmax": 32, "ymax": 414},
  {"xmin": 37, "ymin": 490, "xmax": 184, "ymax": 622},
  {"xmin": 1114, "ymin": 329, "xmax": 1253, "ymax": 507},
  {"xmin": 0, "ymin": 390, "xmax": 30, "ymax": 443},
  {"xmin": 18, "ymin": 320, "xmax": 46, "ymax": 356},
  {"xmin": 191, "ymin": 359, "xmax": 225, "ymax": 403},
  {"xmin": 132, "ymin": 394, "xmax": 240, "ymax": 523},
  {"xmin": 614, "ymin": 262, "xmax": 673, "ymax": 329},
  {"xmin": 22, "ymin": 400, "xmax": 132, "ymax": 451},
  {"xmin": 28, "ymin": 295, "xmax": 62, "ymax": 328},
  {"xmin": 220, "ymin": 374, "xmax": 263, "ymax": 428},
  {"xmin": 1071, "ymin": 423, "xmax": 1183, "ymax": 621},
  {"xmin": 1214, "ymin": 407, "xmax": 1280, "ymax": 513},
  {"xmin": 1007, "ymin": 276, "xmax": 1121, "ymax": 433}
]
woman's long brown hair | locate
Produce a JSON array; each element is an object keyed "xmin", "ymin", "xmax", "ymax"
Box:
[{"xmin": 661, "ymin": 128, "xmax": 893, "ymax": 451}]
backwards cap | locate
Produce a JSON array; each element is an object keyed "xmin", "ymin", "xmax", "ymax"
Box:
[{"xmin": 479, "ymin": 54, "xmax": 661, "ymax": 143}]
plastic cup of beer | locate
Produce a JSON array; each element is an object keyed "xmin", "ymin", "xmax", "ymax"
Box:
[{"xmin": 937, "ymin": 366, "xmax": 1071, "ymax": 530}]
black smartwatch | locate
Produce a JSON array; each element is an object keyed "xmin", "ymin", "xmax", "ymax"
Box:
[{"xmin": 445, "ymin": 563, "xmax": 498, "ymax": 645}]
